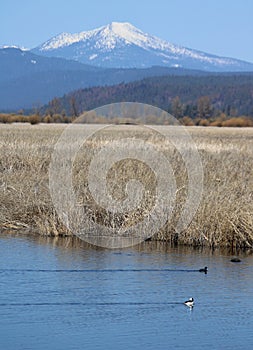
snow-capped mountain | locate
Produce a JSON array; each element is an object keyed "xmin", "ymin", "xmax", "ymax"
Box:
[{"xmin": 32, "ymin": 22, "xmax": 253, "ymax": 72}]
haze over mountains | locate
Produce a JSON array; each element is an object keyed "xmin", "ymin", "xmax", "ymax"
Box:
[
  {"xmin": 0, "ymin": 48, "xmax": 209, "ymax": 110},
  {"xmin": 1, "ymin": 22, "xmax": 253, "ymax": 111}
]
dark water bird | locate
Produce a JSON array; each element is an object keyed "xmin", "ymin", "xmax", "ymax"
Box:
[
  {"xmin": 231, "ymin": 258, "xmax": 241, "ymax": 263},
  {"xmin": 184, "ymin": 297, "xmax": 194, "ymax": 308},
  {"xmin": 199, "ymin": 266, "xmax": 208, "ymax": 273}
]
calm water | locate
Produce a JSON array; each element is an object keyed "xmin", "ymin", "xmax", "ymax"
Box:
[{"xmin": 0, "ymin": 234, "xmax": 253, "ymax": 350}]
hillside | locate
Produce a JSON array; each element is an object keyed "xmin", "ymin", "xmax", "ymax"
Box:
[
  {"xmin": 0, "ymin": 48, "xmax": 209, "ymax": 111},
  {"xmin": 43, "ymin": 74, "xmax": 253, "ymax": 118}
]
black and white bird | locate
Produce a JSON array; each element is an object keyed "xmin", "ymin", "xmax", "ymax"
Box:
[
  {"xmin": 199, "ymin": 266, "xmax": 208, "ymax": 273},
  {"xmin": 184, "ymin": 297, "xmax": 194, "ymax": 307}
]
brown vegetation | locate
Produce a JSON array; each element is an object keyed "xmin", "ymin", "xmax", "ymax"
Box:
[
  {"xmin": 0, "ymin": 113, "xmax": 74, "ymax": 124},
  {"xmin": 0, "ymin": 112, "xmax": 253, "ymax": 127},
  {"xmin": 0, "ymin": 124, "xmax": 253, "ymax": 249}
]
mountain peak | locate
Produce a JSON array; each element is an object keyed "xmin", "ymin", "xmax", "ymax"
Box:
[
  {"xmin": 102, "ymin": 21, "xmax": 165, "ymax": 49},
  {"xmin": 105, "ymin": 21, "xmax": 144, "ymax": 36},
  {"xmin": 107, "ymin": 21, "xmax": 134, "ymax": 30},
  {"xmin": 33, "ymin": 22, "xmax": 253, "ymax": 72},
  {"xmin": 36, "ymin": 22, "xmax": 174, "ymax": 56}
]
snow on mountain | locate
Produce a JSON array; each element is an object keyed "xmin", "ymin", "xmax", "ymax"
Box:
[
  {"xmin": 1, "ymin": 45, "xmax": 29, "ymax": 51},
  {"xmin": 32, "ymin": 22, "xmax": 253, "ymax": 72}
]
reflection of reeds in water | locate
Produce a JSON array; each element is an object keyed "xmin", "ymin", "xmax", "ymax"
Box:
[{"xmin": 0, "ymin": 124, "xmax": 253, "ymax": 248}]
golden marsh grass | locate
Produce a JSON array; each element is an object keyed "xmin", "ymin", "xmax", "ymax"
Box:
[{"xmin": 0, "ymin": 123, "xmax": 253, "ymax": 248}]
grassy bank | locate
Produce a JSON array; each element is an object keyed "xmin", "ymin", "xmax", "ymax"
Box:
[{"xmin": 0, "ymin": 124, "xmax": 253, "ymax": 248}]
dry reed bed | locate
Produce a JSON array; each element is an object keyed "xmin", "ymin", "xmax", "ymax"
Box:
[{"xmin": 0, "ymin": 123, "xmax": 253, "ymax": 248}]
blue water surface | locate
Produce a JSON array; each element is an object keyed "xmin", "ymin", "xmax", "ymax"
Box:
[{"xmin": 0, "ymin": 234, "xmax": 253, "ymax": 350}]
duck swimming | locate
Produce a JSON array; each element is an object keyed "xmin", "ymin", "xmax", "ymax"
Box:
[
  {"xmin": 184, "ymin": 297, "xmax": 194, "ymax": 307},
  {"xmin": 199, "ymin": 266, "xmax": 208, "ymax": 273}
]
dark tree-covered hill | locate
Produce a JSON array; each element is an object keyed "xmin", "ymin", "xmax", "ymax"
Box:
[{"xmin": 44, "ymin": 74, "xmax": 253, "ymax": 118}]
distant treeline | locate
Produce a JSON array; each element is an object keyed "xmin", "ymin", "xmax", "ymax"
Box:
[
  {"xmin": 41, "ymin": 74, "xmax": 253, "ymax": 120},
  {"xmin": 1, "ymin": 73, "xmax": 253, "ymax": 126}
]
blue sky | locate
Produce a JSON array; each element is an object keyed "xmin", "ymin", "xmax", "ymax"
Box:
[{"xmin": 1, "ymin": 0, "xmax": 253, "ymax": 62}]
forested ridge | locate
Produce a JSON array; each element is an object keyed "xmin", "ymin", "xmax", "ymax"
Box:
[
  {"xmin": 1, "ymin": 73, "xmax": 253, "ymax": 126},
  {"xmin": 45, "ymin": 74, "xmax": 253, "ymax": 121}
]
